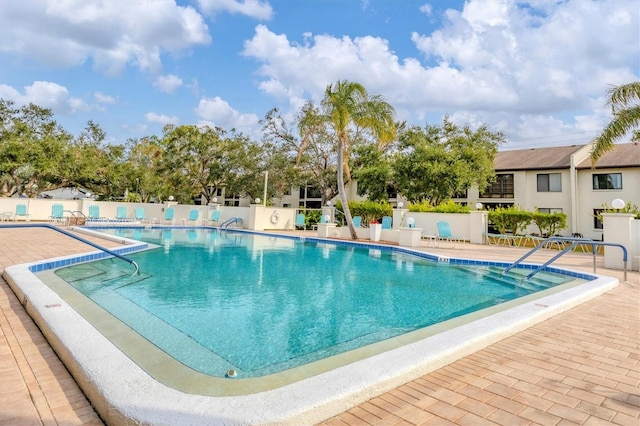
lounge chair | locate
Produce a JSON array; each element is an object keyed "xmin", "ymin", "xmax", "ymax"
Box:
[
  {"xmin": 87, "ymin": 205, "xmax": 102, "ymax": 222},
  {"xmin": 162, "ymin": 207, "xmax": 175, "ymax": 225},
  {"xmin": 205, "ymin": 210, "xmax": 221, "ymax": 226},
  {"xmin": 135, "ymin": 207, "xmax": 155, "ymax": 224},
  {"xmin": 437, "ymin": 220, "xmax": 464, "ymax": 247},
  {"xmin": 114, "ymin": 206, "xmax": 128, "ymax": 222},
  {"xmin": 49, "ymin": 203, "xmax": 66, "ymax": 225},
  {"xmin": 381, "ymin": 216, "xmax": 392, "ymax": 230},
  {"xmin": 295, "ymin": 213, "xmax": 306, "ymax": 230},
  {"xmin": 13, "ymin": 203, "xmax": 30, "ymax": 222},
  {"xmin": 352, "ymin": 216, "xmax": 362, "ymax": 228},
  {"xmin": 186, "ymin": 209, "xmax": 199, "ymax": 226}
]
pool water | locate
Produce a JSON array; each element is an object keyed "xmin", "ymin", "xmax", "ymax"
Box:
[{"xmin": 55, "ymin": 228, "xmax": 574, "ymax": 378}]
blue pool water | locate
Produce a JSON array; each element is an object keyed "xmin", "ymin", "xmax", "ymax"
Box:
[{"xmin": 55, "ymin": 228, "xmax": 576, "ymax": 378}]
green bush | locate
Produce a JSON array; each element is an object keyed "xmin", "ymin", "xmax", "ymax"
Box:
[
  {"xmin": 532, "ymin": 211, "xmax": 567, "ymax": 236},
  {"xmin": 335, "ymin": 200, "xmax": 393, "ymax": 226},
  {"xmin": 598, "ymin": 201, "xmax": 640, "ymax": 219},
  {"xmin": 487, "ymin": 206, "xmax": 532, "ymax": 235},
  {"xmin": 408, "ymin": 199, "xmax": 470, "ymax": 213}
]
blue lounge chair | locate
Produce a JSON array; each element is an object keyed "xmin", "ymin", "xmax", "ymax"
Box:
[
  {"xmin": 381, "ymin": 216, "xmax": 392, "ymax": 229},
  {"xmin": 205, "ymin": 210, "xmax": 221, "ymax": 226},
  {"xmin": 187, "ymin": 209, "xmax": 199, "ymax": 226},
  {"xmin": 115, "ymin": 206, "xmax": 128, "ymax": 222},
  {"xmin": 437, "ymin": 220, "xmax": 464, "ymax": 247},
  {"xmin": 352, "ymin": 216, "xmax": 362, "ymax": 228},
  {"xmin": 135, "ymin": 207, "xmax": 155, "ymax": 224},
  {"xmin": 295, "ymin": 213, "xmax": 306, "ymax": 230},
  {"xmin": 87, "ymin": 205, "xmax": 102, "ymax": 221},
  {"xmin": 13, "ymin": 203, "xmax": 30, "ymax": 222},
  {"xmin": 163, "ymin": 207, "xmax": 175, "ymax": 225},
  {"xmin": 49, "ymin": 203, "xmax": 66, "ymax": 225}
]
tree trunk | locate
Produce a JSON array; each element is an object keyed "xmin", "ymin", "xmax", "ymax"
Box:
[{"xmin": 337, "ymin": 139, "xmax": 357, "ymax": 239}]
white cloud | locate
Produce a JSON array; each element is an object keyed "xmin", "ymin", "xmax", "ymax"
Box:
[
  {"xmin": 154, "ymin": 74, "xmax": 184, "ymax": 93},
  {"xmin": 242, "ymin": 0, "xmax": 639, "ymax": 148},
  {"xmin": 145, "ymin": 112, "xmax": 180, "ymax": 126},
  {"xmin": 0, "ymin": 81, "xmax": 88, "ymax": 114},
  {"xmin": 195, "ymin": 96, "xmax": 260, "ymax": 134},
  {"xmin": 94, "ymin": 92, "xmax": 116, "ymax": 104},
  {"xmin": 0, "ymin": 0, "xmax": 210, "ymax": 75},
  {"xmin": 419, "ymin": 3, "xmax": 433, "ymax": 16},
  {"xmin": 196, "ymin": 0, "xmax": 273, "ymax": 20}
]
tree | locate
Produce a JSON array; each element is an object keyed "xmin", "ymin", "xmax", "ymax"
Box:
[
  {"xmin": 394, "ymin": 117, "xmax": 504, "ymax": 205},
  {"xmin": 158, "ymin": 124, "xmax": 264, "ymax": 204},
  {"xmin": 321, "ymin": 80, "xmax": 396, "ymax": 239},
  {"xmin": 0, "ymin": 99, "xmax": 72, "ymax": 197},
  {"xmin": 590, "ymin": 81, "xmax": 640, "ymax": 162},
  {"xmin": 261, "ymin": 106, "xmax": 338, "ymax": 204}
]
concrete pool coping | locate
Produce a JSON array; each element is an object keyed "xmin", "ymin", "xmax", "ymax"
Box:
[{"xmin": 3, "ymin": 232, "xmax": 619, "ymax": 425}]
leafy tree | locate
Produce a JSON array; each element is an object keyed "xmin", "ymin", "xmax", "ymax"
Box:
[
  {"xmin": 590, "ymin": 81, "xmax": 640, "ymax": 162},
  {"xmin": 320, "ymin": 80, "xmax": 396, "ymax": 239},
  {"xmin": 394, "ymin": 117, "xmax": 503, "ymax": 205},
  {"xmin": 0, "ymin": 99, "xmax": 72, "ymax": 197},
  {"xmin": 124, "ymin": 135, "xmax": 166, "ymax": 202},
  {"xmin": 158, "ymin": 124, "xmax": 264, "ymax": 204},
  {"xmin": 352, "ymin": 143, "xmax": 394, "ymax": 202},
  {"xmin": 261, "ymin": 105, "xmax": 337, "ymax": 204},
  {"xmin": 65, "ymin": 121, "xmax": 131, "ymax": 200}
]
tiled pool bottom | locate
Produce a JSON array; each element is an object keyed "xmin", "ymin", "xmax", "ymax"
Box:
[{"xmin": 4, "ymin": 243, "xmax": 619, "ymax": 425}]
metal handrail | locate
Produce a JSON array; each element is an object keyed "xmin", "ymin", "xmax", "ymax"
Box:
[
  {"xmin": 220, "ymin": 217, "xmax": 243, "ymax": 229},
  {"xmin": 502, "ymin": 236, "xmax": 627, "ymax": 281},
  {"xmin": 0, "ymin": 223, "xmax": 139, "ymax": 275}
]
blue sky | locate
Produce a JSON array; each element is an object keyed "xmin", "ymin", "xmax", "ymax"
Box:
[{"xmin": 1, "ymin": 0, "xmax": 638, "ymax": 150}]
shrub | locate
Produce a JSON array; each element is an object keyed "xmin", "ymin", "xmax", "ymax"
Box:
[
  {"xmin": 532, "ymin": 211, "xmax": 567, "ymax": 237},
  {"xmin": 335, "ymin": 200, "xmax": 393, "ymax": 226},
  {"xmin": 488, "ymin": 206, "xmax": 532, "ymax": 235},
  {"xmin": 408, "ymin": 199, "xmax": 470, "ymax": 214}
]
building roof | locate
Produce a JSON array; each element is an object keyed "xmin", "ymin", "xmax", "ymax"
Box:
[
  {"xmin": 494, "ymin": 145, "xmax": 583, "ymax": 171},
  {"xmin": 494, "ymin": 142, "xmax": 640, "ymax": 171},
  {"xmin": 576, "ymin": 142, "xmax": 640, "ymax": 169}
]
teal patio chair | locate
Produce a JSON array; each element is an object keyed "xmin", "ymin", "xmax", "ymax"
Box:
[
  {"xmin": 381, "ymin": 216, "xmax": 392, "ymax": 229},
  {"xmin": 163, "ymin": 207, "xmax": 175, "ymax": 225},
  {"xmin": 295, "ymin": 213, "xmax": 306, "ymax": 230},
  {"xmin": 49, "ymin": 203, "xmax": 66, "ymax": 225},
  {"xmin": 13, "ymin": 203, "xmax": 30, "ymax": 222},
  {"xmin": 352, "ymin": 216, "xmax": 362, "ymax": 228},
  {"xmin": 135, "ymin": 207, "xmax": 155, "ymax": 224},
  {"xmin": 436, "ymin": 220, "xmax": 464, "ymax": 247},
  {"xmin": 115, "ymin": 206, "xmax": 128, "ymax": 222},
  {"xmin": 205, "ymin": 210, "xmax": 221, "ymax": 226},
  {"xmin": 87, "ymin": 205, "xmax": 102, "ymax": 221},
  {"xmin": 187, "ymin": 209, "xmax": 199, "ymax": 226}
]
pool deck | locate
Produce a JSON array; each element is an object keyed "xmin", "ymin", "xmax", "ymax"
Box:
[{"xmin": 0, "ymin": 225, "xmax": 638, "ymax": 425}]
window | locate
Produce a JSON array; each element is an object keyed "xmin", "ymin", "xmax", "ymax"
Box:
[
  {"xmin": 593, "ymin": 209, "xmax": 604, "ymax": 229},
  {"xmin": 593, "ymin": 173, "xmax": 622, "ymax": 190},
  {"xmin": 480, "ymin": 174, "xmax": 514, "ymax": 198},
  {"xmin": 537, "ymin": 173, "xmax": 561, "ymax": 192},
  {"xmin": 537, "ymin": 208, "xmax": 563, "ymax": 214}
]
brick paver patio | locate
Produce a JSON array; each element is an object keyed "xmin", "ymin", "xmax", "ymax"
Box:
[{"xmin": 0, "ymin": 225, "xmax": 638, "ymax": 425}]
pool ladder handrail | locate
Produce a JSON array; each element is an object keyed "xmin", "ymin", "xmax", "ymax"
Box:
[
  {"xmin": 502, "ymin": 236, "xmax": 627, "ymax": 282},
  {"xmin": 220, "ymin": 217, "xmax": 243, "ymax": 229},
  {"xmin": 0, "ymin": 223, "xmax": 139, "ymax": 275}
]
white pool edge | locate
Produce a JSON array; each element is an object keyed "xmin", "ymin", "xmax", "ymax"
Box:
[{"xmin": 4, "ymin": 255, "xmax": 618, "ymax": 425}]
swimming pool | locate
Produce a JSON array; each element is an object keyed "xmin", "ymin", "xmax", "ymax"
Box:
[
  {"xmin": 4, "ymin": 226, "xmax": 618, "ymax": 424},
  {"xmin": 54, "ymin": 227, "xmax": 580, "ymax": 380}
]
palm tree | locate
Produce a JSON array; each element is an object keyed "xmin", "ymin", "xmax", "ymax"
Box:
[
  {"xmin": 321, "ymin": 80, "xmax": 396, "ymax": 239},
  {"xmin": 590, "ymin": 81, "xmax": 640, "ymax": 162}
]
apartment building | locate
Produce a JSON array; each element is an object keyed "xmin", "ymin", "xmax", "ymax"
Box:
[{"xmin": 459, "ymin": 142, "xmax": 640, "ymax": 240}]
